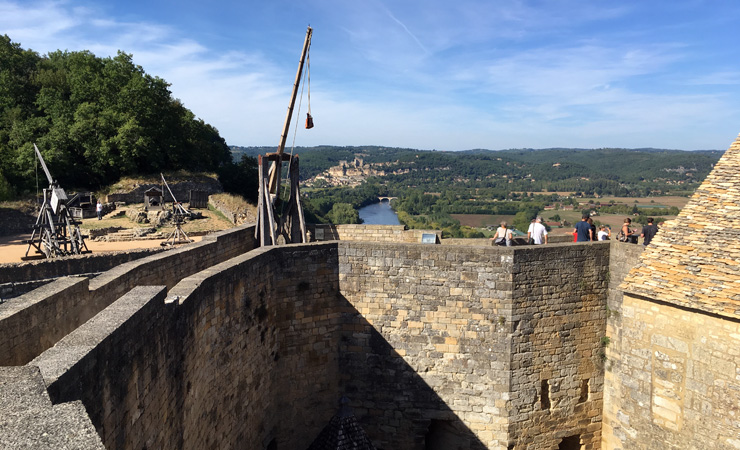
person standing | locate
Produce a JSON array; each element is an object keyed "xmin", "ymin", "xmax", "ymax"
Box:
[
  {"xmin": 640, "ymin": 217, "xmax": 659, "ymax": 246},
  {"xmin": 587, "ymin": 217, "xmax": 597, "ymax": 241},
  {"xmin": 621, "ymin": 217, "xmax": 636, "ymax": 243},
  {"xmin": 573, "ymin": 214, "xmax": 593, "ymax": 242},
  {"xmin": 96, "ymin": 200, "xmax": 103, "ymax": 220},
  {"xmin": 528, "ymin": 216, "xmax": 548, "ymax": 244}
]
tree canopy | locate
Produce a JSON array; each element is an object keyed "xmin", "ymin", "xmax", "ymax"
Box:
[{"xmin": 0, "ymin": 35, "xmax": 234, "ymax": 198}]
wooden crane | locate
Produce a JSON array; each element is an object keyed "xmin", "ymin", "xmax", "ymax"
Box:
[{"xmin": 256, "ymin": 26, "xmax": 312, "ymax": 246}]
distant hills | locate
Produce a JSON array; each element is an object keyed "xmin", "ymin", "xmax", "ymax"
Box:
[{"xmin": 231, "ymin": 145, "xmax": 723, "ymax": 197}]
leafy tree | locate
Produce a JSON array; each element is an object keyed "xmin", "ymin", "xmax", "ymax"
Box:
[
  {"xmin": 327, "ymin": 203, "xmax": 361, "ymax": 224},
  {"xmin": 0, "ymin": 37, "xmax": 233, "ymax": 195}
]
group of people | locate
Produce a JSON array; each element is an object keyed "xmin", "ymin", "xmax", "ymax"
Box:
[
  {"xmin": 491, "ymin": 214, "xmax": 660, "ymax": 247},
  {"xmin": 491, "ymin": 217, "xmax": 548, "ymax": 247},
  {"xmin": 575, "ymin": 214, "xmax": 659, "ymax": 246}
]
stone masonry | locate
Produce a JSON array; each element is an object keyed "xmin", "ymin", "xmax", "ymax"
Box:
[
  {"xmin": 4, "ymin": 132, "xmax": 740, "ymax": 450},
  {"xmin": 602, "ymin": 134, "xmax": 740, "ymax": 449},
  {"xmin": 2, "ymin": 237, "xmax": 623, "ymax": 450}
]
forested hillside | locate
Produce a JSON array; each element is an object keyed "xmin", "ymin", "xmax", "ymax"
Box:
[
  {"xmin": 0, "ymin": 35, "xmax": 252, "ymax": 201},
  {"xmin": 232, "ymin": 145, "xmax": 723, "ymax": 197}
]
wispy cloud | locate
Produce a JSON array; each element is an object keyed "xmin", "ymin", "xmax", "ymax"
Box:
[{"xmin": 1, "ymin": 0, "xmax": 740, "ymax": 150}]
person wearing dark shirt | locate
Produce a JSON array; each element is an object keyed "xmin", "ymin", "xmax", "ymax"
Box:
[
  {"xmin": 573, "ymin": 214, "xmax": 593, "ymax": 242},
  {"xmin": 587, "ymin": 217, "xmax": 597, "ymax": 241},
  {"xmin": 641, "ymin": 217, "xmax": 659, "ymax": 246}
]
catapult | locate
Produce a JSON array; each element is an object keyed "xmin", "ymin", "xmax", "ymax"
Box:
[{"xmin": 23, "ymin": 143, "xmax": 90, "ymax": 260}]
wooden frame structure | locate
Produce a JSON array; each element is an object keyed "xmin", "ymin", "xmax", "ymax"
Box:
[
  {"xmin": 23, "ymin": 144, "xmax": 90, "ymax": 260},
  {"xmin": 255, "ymin": 153, "xmax": 307, "ymax": 246}
]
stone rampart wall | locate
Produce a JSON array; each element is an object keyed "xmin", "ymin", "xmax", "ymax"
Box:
[
  {"xmin": 32, "ymin": 286, "xmax": 173, "ymax": 450},
  {"xmin": 28, "ymin": 244, "xmax": 344, "ymax": 450},
  {"xmin": 311, "ymin": 224, "xmax": 440, "ymax": 243},
  {"xmin": 0, "ymin": 225, "xmax": 256, "ymax": 368},
  {"xmin": 0, "ymin": 248, "xmax": 163, "ymax": 284},
  {"xmin": 88, "ymin": 224, "xmax": 256, "ymax": 316},
  {"xmin": 602, "ymin": 294, "xmax": 740, "ymax": 450},
  {"xmin": 337, "ymin": 242, "xmax": 513, "ymax": 448},
  {"xmin": 7, "ymin": 238, "xmax": 620, "ymax": 449},
  {"xmin": 0, "ymin": 277, "xmax": 89, "ymax": 366},
  {"xmin": 508, "ymin": 242, "xmax": 611, "ymax": 449}
]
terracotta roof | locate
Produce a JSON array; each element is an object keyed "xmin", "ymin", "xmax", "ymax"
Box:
[
  {"xmin": 621, "ymin": 134, "xmax": 740, "ymax": 319},
  {"xmin": 306, "ymin": 397, "xmax": 376, "ymax": 450}
]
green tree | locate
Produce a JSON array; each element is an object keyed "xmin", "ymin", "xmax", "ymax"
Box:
[{"xmin": 327, "ymin": 203, "xmax": 361, "ymax": 224}]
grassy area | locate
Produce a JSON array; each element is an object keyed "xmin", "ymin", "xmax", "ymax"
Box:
[
  {"xmin": 100, "ymin": 171, "xmax": 219, "ymax": 196},
  {"xmin": 79, "ymin": 204, "xmax": 234, "ymax": 234}
]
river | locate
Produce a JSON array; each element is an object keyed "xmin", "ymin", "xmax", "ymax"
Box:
[{"xmin": 358, "ymin": 201, "xmax": 400, "ymax": 225}]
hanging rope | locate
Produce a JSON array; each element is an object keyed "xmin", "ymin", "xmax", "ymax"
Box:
[
  {"xmin": 279, "ymin": 39, "xmax": 311, "ymax": 214},
  {"xmin": 305, "ymin": 52, "xmax": 313, "ymax": 129}
]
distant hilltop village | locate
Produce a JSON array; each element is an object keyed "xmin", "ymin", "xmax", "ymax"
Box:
[{"xmin": 305, "ymin": 156, "xmax": 410, "ymax": 187}]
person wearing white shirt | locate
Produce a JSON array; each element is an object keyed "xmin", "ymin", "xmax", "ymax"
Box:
[{"xmin": 528, "ymin": 216, "xmax": 548, "ymax": 245}]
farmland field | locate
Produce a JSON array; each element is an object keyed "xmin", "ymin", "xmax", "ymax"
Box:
[
  {"xmin": 578, "ymin": 196, "xmax": 690, "ymax": 208},
  {"xmin": 450, "ymin": 214, "xmax": 516, "ymax": 228}
]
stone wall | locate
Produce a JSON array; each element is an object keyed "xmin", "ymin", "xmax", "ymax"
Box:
[
  {"xmin": 29, "ymin": 245, "xmax": 344, "ymax": 450},
  {"xmin": 337, "ymin": 241, "xmax": 610, "ymax": 449},
  {"xmin": 0, "ymin": 277, "xmax": 89, "ymax": 366},
  {"xmin": 508, "ymin": 242, "xmax": 610, "ymax": 449},
  {"xmin": 337, "ymin": 242, "xmax": 512, "ymax": 449},
  {"xmin": 311, "ymin": 224, "xmax": 441, "ymax": 244},
  {"xmin": 0, "ymin": 248, "xmax": 163, "ymax": 284},
  {"xmin": 6, "ymin": 239, "xmax": 617, "ymax": 449},
  {"xmin": 0, "ymin": 225, "xmax": 257, "ymax": 368},
  {"xmin": 603, "ymin": 290, "xmax": 740, "ymax": 450}
]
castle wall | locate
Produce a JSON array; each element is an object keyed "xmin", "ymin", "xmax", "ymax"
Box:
[
  {"xmin": 337, "ymin": 242, "xmax": 513, "ymax": 449},
  {"xmin": 171, "ymin": 244, "xmax": 343, "ymax": 450},
  {"xmin": 31, "ymin": 286, "xmax": 178, "ymax": 450},
  {"xmin": 0, "ymin": 277, "xmax": 89, "ymax": 365},
  {"xmin": 508, "ymin": 243, "xmax": 610, "ymax": 449},
  {"xmin": 312, "ymin": 224, "xmax": 440, "ymax": 243},
  {"xmin": 29, "ymin": 244, "xmax": 344, "ymax": 450},
  {"xmin": 0, "ymin": 224, "xmax": 256, "ymax": 368},
  {"xmin": 0, "ymin": 247, "xmax": 162, "ymax": 284},
  {"xmin": 602, "ymin": 293, "xmax": 740, "ymax": 450},
  {"xmin": 336, "ymin": 242, "xmax": 611, "ymax": 449},
  {"xmin": 11, "ymin": 239, "xmax": 614, "ymax": 450}
]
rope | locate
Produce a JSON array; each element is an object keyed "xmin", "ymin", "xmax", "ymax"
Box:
[
  {"xmin": 279, "ymin": 40, "xmax": 311, "ymax": 215},
  {"xmin": 306, "ymin": 52, "xmax": 311, "ymax": 117}
]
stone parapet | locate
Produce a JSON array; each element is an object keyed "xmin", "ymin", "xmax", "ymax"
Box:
[
  {"xmin": 5, "ymin": 239, "xmax": 626, "ymax": 449},
  {"xmin": 0, "ymin": 277, "xmax": 89, "ymax": 365},
  {"xmin": 311, "ymin": 224, "xmax": 441, "ymax": 243},
  {"xmin": 0, "ymin": 366, "xmax": 103, "ymax": 449},
  {"xmin": 0, "ymin": 247, "xmax": 164, "ymax": 284}
]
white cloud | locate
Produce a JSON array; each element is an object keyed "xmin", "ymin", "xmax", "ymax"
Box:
[{"xmin": 1, "ymin": 0, "xmax": 739, "ymax": 150}]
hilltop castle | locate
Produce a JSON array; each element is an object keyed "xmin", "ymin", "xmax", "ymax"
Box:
[{"xmin": 1, "ymin": 136, "xmax": 739, "ymax": 449}]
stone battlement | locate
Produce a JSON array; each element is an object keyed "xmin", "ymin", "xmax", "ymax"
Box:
[{"xmin": 0, "ymin": 236, "xmax": 633, "ymax": 449}]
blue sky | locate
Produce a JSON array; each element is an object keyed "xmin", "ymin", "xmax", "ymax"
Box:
[{"xmin": 2, "ymin": 0, "xmax": 739, "ymax": 151}]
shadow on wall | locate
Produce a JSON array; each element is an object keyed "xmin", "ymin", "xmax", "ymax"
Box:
[
  {"xmin": 334, "ymin": 294, "xmax": 487, "ymax": 450},
  {"xmin": 20, "ymin": 243, "xmax": 488, "ymax": 450}
]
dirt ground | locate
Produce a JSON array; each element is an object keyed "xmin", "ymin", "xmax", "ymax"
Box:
[
  {"xmin": 0, "ymin": 202, "xmax": 236, "ymax": 265},
  {"xmin": 0, "ymin": 233, "xmax": 204, "ymax": 264}
]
